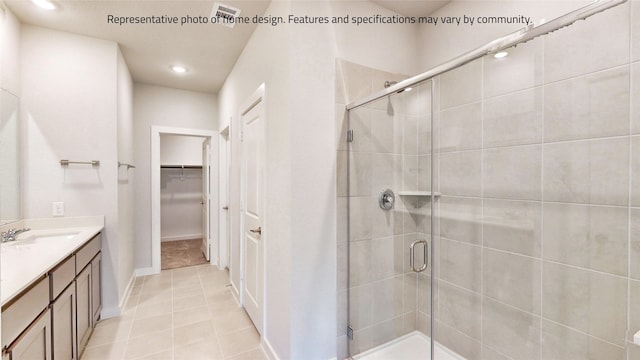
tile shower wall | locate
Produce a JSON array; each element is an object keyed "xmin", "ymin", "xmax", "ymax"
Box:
[
  {"xmin": 335, "ymin": 59, "xmax": 433, "ymax": 358},
  {"xmin": 433, "ymin": 2, "xmax": 639, "ymax": 359},
  {"xmin": 337, "ymin": 1, "xmax": 640, "ymax": 359}
]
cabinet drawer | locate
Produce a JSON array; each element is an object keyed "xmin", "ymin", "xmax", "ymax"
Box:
[
  {"xmin": 76, "ymin": 233, "xmax": 101, "ymax": 273},
  {"xmin": 50, "ymin": 254, "xmax": 75, "ymax": 301},
  {"xmin": 1, "ymin": 276, "xmax": 50, "ymax": 348}
]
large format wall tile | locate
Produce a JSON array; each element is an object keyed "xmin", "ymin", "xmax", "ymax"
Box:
[
  {"xmin": 349, "ymin": 239, "xmax": 372, "ymax": 287},
  {"xmin": 483, "ymin": 199, "xmax": 541, "ymax": 257},
  {"xmin": 482, "ymin": 298, "xmax": 541, "ymax": 360},
  {"xmin": 435, "ymin": 321, "xmax": 482, "ymax": 360},
  {"xmin": 483, "ymin": 249, "xmax": 541, "ymax": 314},
  {"xmin": 482, "ymin": 145, "xmax": 542, "ymax": 200},
  {"xmin": 371, "ymin": 236, "xmax": 404, "ymax": 281},
  {"xmin": 543, "ymin": 203, "xmax": 628, "ymax": 276},
  {"xmin": 541, "ymin": 320, "xmax": 625, "ymax": 360},
  {"xmin": 544, "ymin": 2, "xmax": 629, "ymax": 83},
  {"xmin": 633, "ymin": 63, "xmax": 640, "ymax": 134},
  {"xmin": 439, "ymin": 150, "xmax": 481, "ymax": 197},
  {"xmin": 349, "ymin": 196, "xmax": 373, "ymax": 241},
  {"xmin": 631, "ymin": 208, "xmax": 640, "ymax": 280},
  {"xmin": 438, "ymin": 282, "xmax": 481, "ymax": 340},
  {"xmin": 349, "ymin": 152, "xmax": 372, "ymax": 197},
  {"xmin": 439, "ymin": 238, "xmax": 481, "ymax": 293},
  {"xmin": 483, "ymin": 88, "xmax": 542, "ymax": 148},
  {"xmin": 632, "ymin": 136, "xmax": 640, "ymax": 206},
  {"xmin": 372, "ymin": 154, "xmax": 402, "ymax": 193},
  {"xmin": 544, "ymin": 67, "xmax": 629, "ymax": 142},
  {"xmin": 630, "ymin": 280, "xmax": 640, "ymax": 343},
  {"xmin": 439, "ymin": 196, "xmax": 482, "ymax": 245},
  {"xmin": 542, "ymin": 262, "xmax": 627, "ymax": 345},
  {"xmin": 371, "ymin": 277, "xmax": 404, "ymax": 324},
  {"xmin": 371, "ymin": 108, "xmax": 403, "ymax": 154},
  {"xmin": 633, "ymin": 0, "xmax": 640, "ymax": 62},
  {"xmin": 438, "ymin": 102, "xmax": 482, "ymax": 152},
  {"xmin": 483, "ymin": 39, "xmax": 543, "ymax": 99},
  {"xmin": 543, "ymin": 138, "xmax": 629, "ymax": 206},
  {"xmin": 346, "ymin": 107, "xmax": 372, "ymax": 152},
  {"xmin": 440, "ymin": 60, "xmax": 482, "ymax": 109}
]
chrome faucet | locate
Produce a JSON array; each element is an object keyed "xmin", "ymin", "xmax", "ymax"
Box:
[{"xmin": 1, "ymin": 228, "xmax": 31, "ymax": 243}]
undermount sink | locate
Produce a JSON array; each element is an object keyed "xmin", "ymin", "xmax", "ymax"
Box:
[{"xmin": 3, "ymin": 231, "xmax": 81, "ymax": 248}]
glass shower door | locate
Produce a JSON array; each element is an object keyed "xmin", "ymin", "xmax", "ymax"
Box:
[{"xmin": 345, "ymin": 76, "xmax": 435, "ymax": 359}]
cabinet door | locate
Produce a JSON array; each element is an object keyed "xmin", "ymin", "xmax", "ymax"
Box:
[
  {"xmin": 51, "ymin": 283, "xmax": 76, "ymax": 360},
  {"xmin": 91, "ymin": 253, "xmax": 102, "ymax": 323},
  {"xmin": 76, "ymin": 265, "xmax": 92, "ymax": 356},
  {"xmin": 6, "ymin": 308, "xmax": 52, "ymax": 360}
]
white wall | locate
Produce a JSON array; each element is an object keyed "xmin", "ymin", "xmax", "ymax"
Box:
[
  {"xmin": 218, "ymin": 0, "xmax": 417, "ymax": 358},
  {"xmin": 418, "ymin": 0, "xmax": 592, "ymax": 71},
  {"xmin": 117, "ymin": 47, "xmax": 135, "ymax": 303},
  {"xmin": 133, "ymin": 84, "xmax": 217, "ymax": 270},
  {"xmin": 20, "ymin": 25, "xmax": 124, "ymax": 315},
  {"xmin": 218, "ymin": 1, "xmax": 292, "ymax": 356},
  {"xmin": 160, "ymin": 135, "xmax": 205, "ymax": 166},
  {"xmin": 1, "ymin": 4, "xmax": 20, "ymax": 95}
]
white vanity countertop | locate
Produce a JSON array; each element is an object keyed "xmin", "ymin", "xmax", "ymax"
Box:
[{"xmin": 1, "ymin": 216, "xmax": 104, "ymax": 306}]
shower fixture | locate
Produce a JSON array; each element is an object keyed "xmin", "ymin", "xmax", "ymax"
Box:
[{"xmin": 384, "ymin": 81, "xmax": 412, "ymax": 93}]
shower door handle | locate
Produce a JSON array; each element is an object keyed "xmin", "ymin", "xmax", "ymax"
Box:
[{"xmin": 409, "ymin": 240, "xmax": 428, "ymax": 273}]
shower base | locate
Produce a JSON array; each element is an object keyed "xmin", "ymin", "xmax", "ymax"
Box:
[{"xmin": 353, "ymin": 331, "xmax": 465, "ymax": 360}]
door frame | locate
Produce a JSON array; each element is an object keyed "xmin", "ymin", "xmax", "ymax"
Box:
[
  {"xmin": 219, "ymin": 126, "xmax": 230, "ymax": 270},
  {"xmin": 151, "ymin": 126, "xmax": 219, "ymax": 274},
  {"xmin": 239, "ymin": 83, "xmax": 267, "ymax": 333}
]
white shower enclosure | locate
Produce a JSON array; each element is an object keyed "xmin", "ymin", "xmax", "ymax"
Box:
[{"xmin": 339, "ymin": 0, "xmax": 638, "ymax": 359}]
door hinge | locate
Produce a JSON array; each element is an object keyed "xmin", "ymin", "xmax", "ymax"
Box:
[
  {"xmin": 347, "ymin": 130, "xmax": 354, "ymax": 143},
  {"xmin": 347, "ymin": 325, "xmax": 354, "ymax": 340}
]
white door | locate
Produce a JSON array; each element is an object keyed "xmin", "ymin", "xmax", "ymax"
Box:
[
  {"xmin": 219, "ymin": 129, "xmax": 231, "ymax": 270},
  {"xmin": 201, "ymin": 138, "xmax": 211, "ymax": 262},
  {"xmin": 241, "ymin": 86, "xmax": 265, "ymax": 334}
]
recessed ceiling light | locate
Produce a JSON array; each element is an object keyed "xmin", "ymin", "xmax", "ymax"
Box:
[
  {"xmin": 494, "ymin": 51, "xmax": 508, "ymax": 59},
  {"xmin": 171, "ymin": 65, "xmax": 188, "ymax": 74},
  {"xmin": 31, "ymin": 0, "xmax": 57, "ymax": 10},
  {"xmin": 404, "ymin": 87, "xmax": 413, "ymax": 92}
]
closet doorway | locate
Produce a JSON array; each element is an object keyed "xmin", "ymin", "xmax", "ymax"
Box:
[
  {"xmin": 160, "ymin": 134, "xmax": 208, "ymax": 270},
  {"xmin": 151, "ymin": 126, "xmax": 219, "ymax": 274}
]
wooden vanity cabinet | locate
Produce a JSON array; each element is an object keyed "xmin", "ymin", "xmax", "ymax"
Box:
[
  {"xmin": 91, "ymin": 253, "xmax": 102, "ymax": 323},
  {"xmin": 51, "ymin": 283, "xmax": 76, "ymax": 360},
  {"xmin": 1, "ymin": 232, "xmax": 102, "ymax": 360},
  {"xmin": 75, "ymin": 265, "xmax": 92, "ymax": 354},
  {"xmin": 4, "ymin": 309, "xmax": 52, "ymax": 360}
]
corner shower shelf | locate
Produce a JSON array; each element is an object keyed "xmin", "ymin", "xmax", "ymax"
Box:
[{"xmin": 398, "ymin": 191, "xmax": 441, "ymax": 197}]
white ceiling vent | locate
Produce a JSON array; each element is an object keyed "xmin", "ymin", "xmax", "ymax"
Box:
[{"xmin": 211, "ymin": 2, "xmax": 241, "ymax": 28}]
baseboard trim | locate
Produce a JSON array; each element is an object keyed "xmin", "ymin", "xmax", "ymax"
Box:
[
  {"xmin": 161, "ymin": 234, "xmax": 203, "ymax": 242},
  {"xmin": 135, "ymin": 267, "xmax": 157, "ymax": 277},
  {"xmin": 263, "ymin": 337, "xmax": 280, "ymax": 360}
]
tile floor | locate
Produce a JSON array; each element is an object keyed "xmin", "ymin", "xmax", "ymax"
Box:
[
  {"xmin": 81, "ymin": 265, "xmax": 267, "ymax": 360},
  {"xmin": 161, "ymin": 239, "xmax": 209, "ymax": 270}
]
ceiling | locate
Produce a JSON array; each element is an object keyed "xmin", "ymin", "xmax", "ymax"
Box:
[
  {"xmin": 6, "ymin": 0, "xmax": 449, "ymax": 94},
  {"xmin": 370, "ymin": 0, "xmax": 449, "ymax": 17},
  {"xmin": 6, "ymin": 0, "xmax": 271, "ymax": 94}
]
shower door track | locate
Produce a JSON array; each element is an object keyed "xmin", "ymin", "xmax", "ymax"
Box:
[{"xmin": 345, "ymin": 0, "xmax": 626, "ymax": 111}]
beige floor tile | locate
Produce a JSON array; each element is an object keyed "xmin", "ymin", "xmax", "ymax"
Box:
[
  {"xmin": 212, "ymin": 309, "xmax": 254, "ymax": 336},
  {"xmin": 173, "ymin": 306, "xmax": 212, "ymax": 328},
  {"xmin": 173, "ymin": 293, "xmax": 207, "ymax": 312},
  {"xmin": 217, "ymin": 327, "xmax": 260, "ymax": 358},
  {"xmin": 208, "ymin": 295, "xmax": 240, "ymax": 313},
  {"xmin": 227, "ymin": 348, "xmax": 268, "ymax": 360},
  {"xmin": 135, "ymin": 349, "xmax": 173, "ymax": 360},
  {"xmin": 86, "ymin": 320, "xmax": 133, "ymax": 347},
  {"xmin": 173, "ymin": 284, "xmax": 205, "ymax": 299},
  {"xmin": 174, "ymin": 339, "xmax": 223, "ymax": 360},
  {"xmin": 81, "ymin": 340, "xmax": 127, "ymax": 360},
  {"xmin": 124, "ymin": 329, "xmax": 173, "ymax": 359},
  {"xmin": 174, "ymin": 320, "xmax": 216, "ymax": 346},
  {"xmin": 130, "ymin": 313, "xmax": 173, "ymax": 339},
  {"xmin": 138, "ymin": 290, "xmax": 173, "ymax": 305},
  {"xmin": 136, "ymin": 300, "xmax": 173, "ymax": 319}
]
